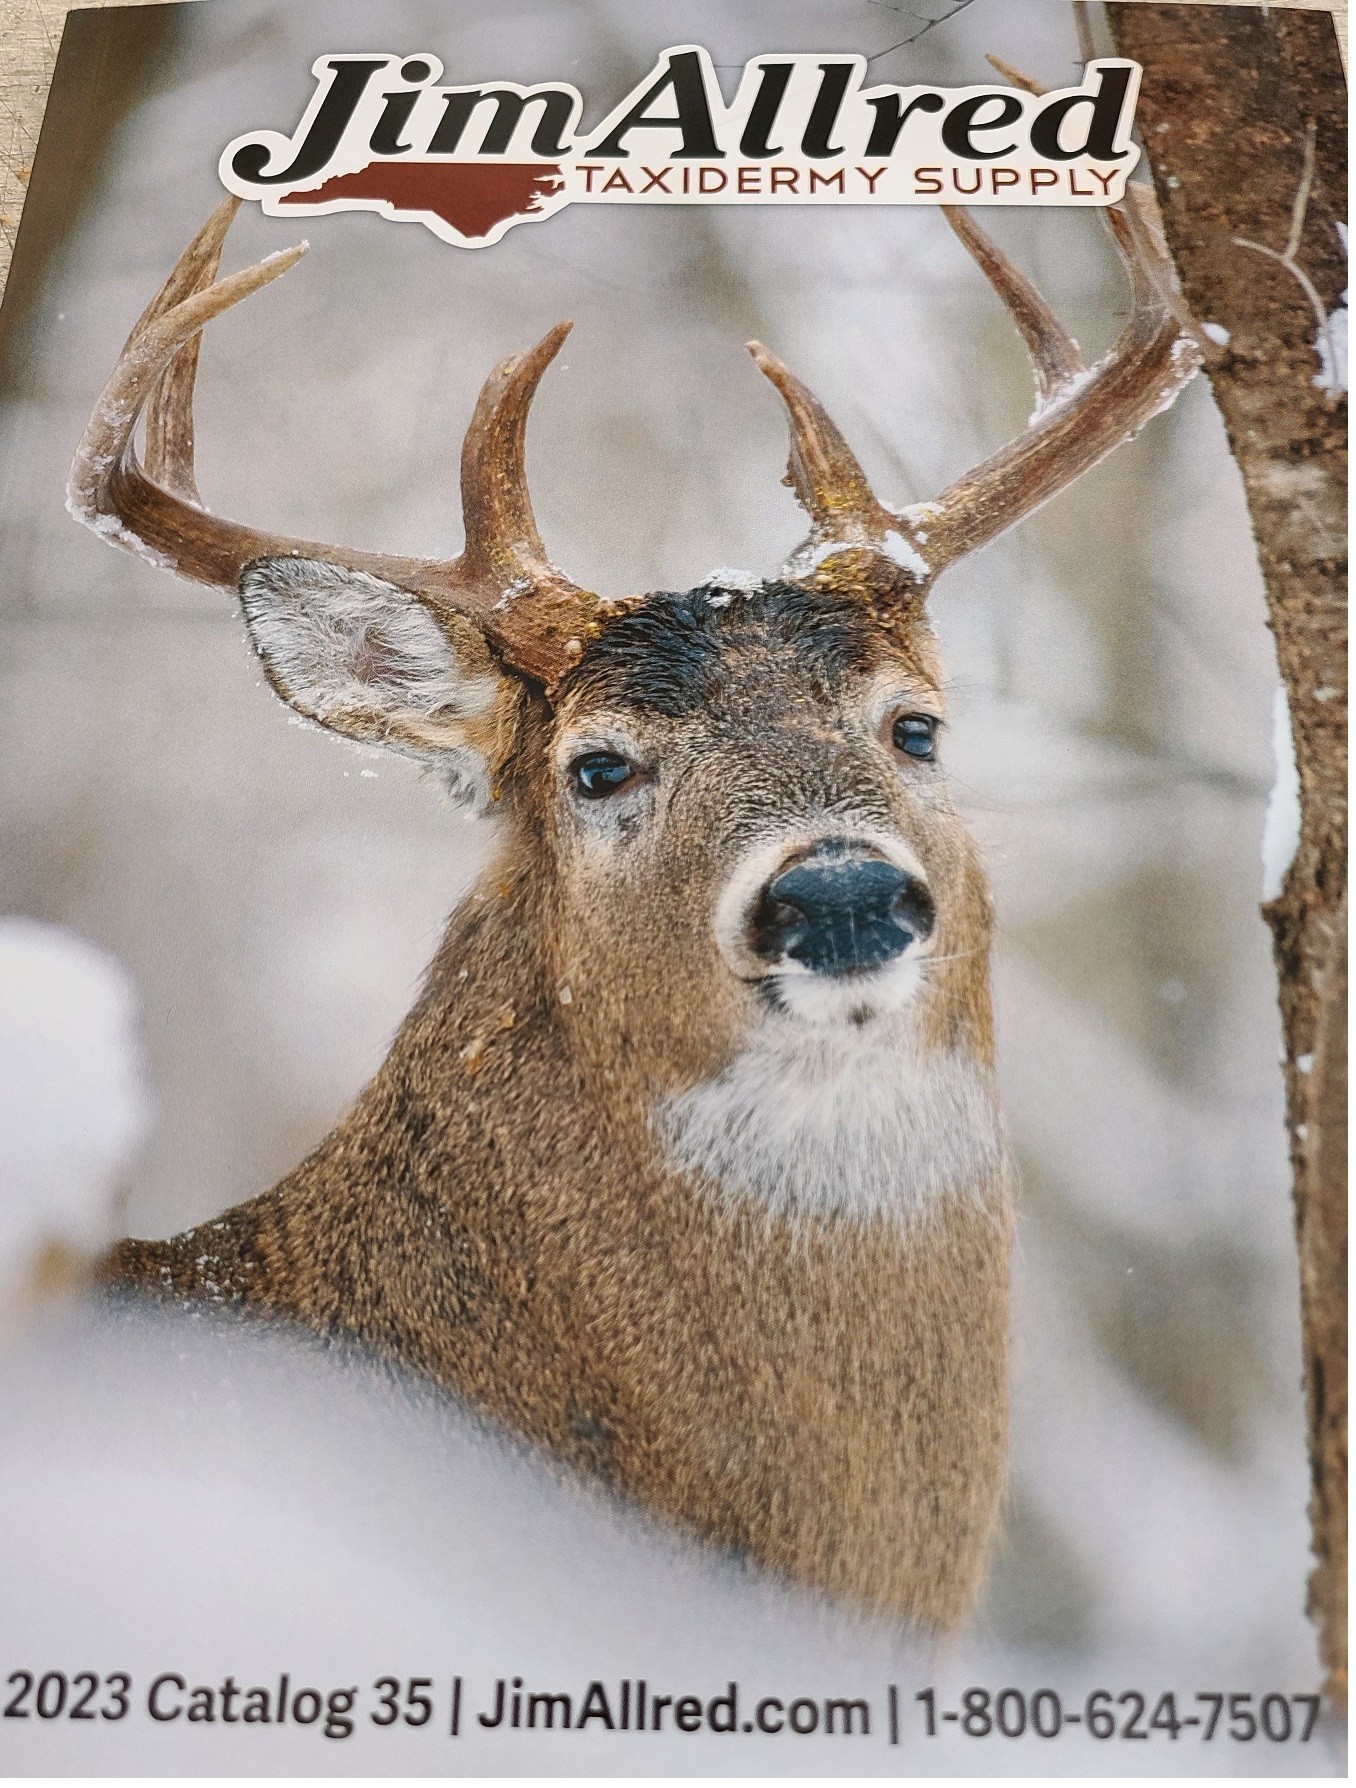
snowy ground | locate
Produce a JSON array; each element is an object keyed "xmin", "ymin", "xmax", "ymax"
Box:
[{"xmin": 0, "ymin": 1302, "xmax": 1343, "ymax": 1776}]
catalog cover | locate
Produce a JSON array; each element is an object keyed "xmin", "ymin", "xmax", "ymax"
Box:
[{"xmin": 0, "ymin": 0, "xmax": 1346, "ymax": 1774}]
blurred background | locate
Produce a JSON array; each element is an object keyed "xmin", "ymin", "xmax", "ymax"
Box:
[{"xmin": 0, "ymin": 0, "xmax": 1330, "ymax": 1772}]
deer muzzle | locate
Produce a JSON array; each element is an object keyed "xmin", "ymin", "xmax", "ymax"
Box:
[{"xmin": 751, "ymin": 840, "xmax": 935, "ymax": 978}]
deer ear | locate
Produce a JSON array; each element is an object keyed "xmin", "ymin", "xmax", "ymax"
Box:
[{"xmin": 238, "ymin": 557, "xmax": 507, "ymax": 812}]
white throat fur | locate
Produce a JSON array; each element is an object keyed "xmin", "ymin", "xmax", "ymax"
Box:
[{"xmin": 654, "ymin": 1012, "xmax": 1007, "ymax": 1223}]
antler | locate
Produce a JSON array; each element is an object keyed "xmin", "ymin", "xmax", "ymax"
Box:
[
  {"xmin": 68, "ymin": 197, "xmax": 597, "ymax": 689},
  {"xmin": 749, "ymin": 182, "xmax": 1202, "ymax": 595}
]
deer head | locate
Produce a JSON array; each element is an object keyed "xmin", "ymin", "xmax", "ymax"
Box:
[{"xmin": 69, "ymin": 188, "xmax": 1198, "ymax": 1219}]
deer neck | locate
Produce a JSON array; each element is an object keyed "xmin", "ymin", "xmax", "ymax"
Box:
[
  {"xmin": 203, "ymin": 848, "xmax": 1012, "ymax": 1625},
  {"xmin": 348, "ymin": 840, "xmax": 1005, "ymax": 1230}
]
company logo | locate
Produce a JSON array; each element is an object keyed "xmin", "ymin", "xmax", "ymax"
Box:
[{"xmin": 221, "ymin": 44, "xmax": 1143, "ymax": 249}]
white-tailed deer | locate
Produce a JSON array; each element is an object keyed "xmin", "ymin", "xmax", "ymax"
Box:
[{"xmin": 69, "ymin": 172, "xmax": 1199, "ymax": 1629}]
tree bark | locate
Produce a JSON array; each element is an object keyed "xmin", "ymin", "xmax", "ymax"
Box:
[{"xmin": 1107, "ymin": 3, "xmax": 1348, "ymax": 1707}]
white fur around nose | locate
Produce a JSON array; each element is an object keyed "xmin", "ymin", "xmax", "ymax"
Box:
[{"xmin": 654, "ymin": 1022, "xmax": 1007, "ymax": 1224}]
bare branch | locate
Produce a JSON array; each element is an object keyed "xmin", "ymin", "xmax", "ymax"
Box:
[
  {"xmin": 864, "ymin": 0, "xmax": 979, "ymax": 67},
  {"xmin": 984, "ymin": 53, "xmax": 1046, "ymax": 95},
  {"xmin": 1233, "ymin": 235, "xmax": 1339, "ymax": 400},
  {"xmin": 1285, "ymin": 118, "xmax": 1319, "ymax": 261},
  {"xmin": 1232, "ymin": 120, "xmax": 1340, "ymax": 405}
]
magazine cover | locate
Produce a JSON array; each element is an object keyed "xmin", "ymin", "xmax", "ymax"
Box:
[{"xmin": 0, "ymin": 0, "xmax": 1346, "ymax": 1773}]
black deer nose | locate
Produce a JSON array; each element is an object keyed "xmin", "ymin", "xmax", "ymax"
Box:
[{"xmin": 752, "ymin": 842, "xmax": 935, "ymax": 977}]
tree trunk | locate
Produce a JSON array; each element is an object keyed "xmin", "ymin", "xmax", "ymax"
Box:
[{"xmin": 1107, "ymin": 2, "xmax": 1348, "ymax": 1707}]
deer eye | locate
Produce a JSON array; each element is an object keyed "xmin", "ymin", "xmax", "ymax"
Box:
[
  {"xmin": 571, "ymin": 751, "xmax": 637, "ymax": 798},
  {"xmin": 892, "ymin": 714, "xmax": 937, "ymax": 761}
]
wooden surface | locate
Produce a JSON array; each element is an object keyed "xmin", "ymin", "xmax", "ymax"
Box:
[{"xmin": 0, "ymin": 0, "xmax": 1346, "ymax": 302}]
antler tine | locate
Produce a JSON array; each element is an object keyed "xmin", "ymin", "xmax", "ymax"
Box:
[
  {"xmin": 122, "ymin": 195, "xmax": 242, "ymax": 352},
  {"xmin": 746, "ymin": 178, "xmax": 1199, "ymax": 598},
  {"xmin": 68, "ymin": 231, "xmax": 314, "ymax": 579},
  {"xmin": 451, "ymin": 320, "xmax": 603, "ymax": 684},
  {"xmin": 70, "ymin": 203, "xmax": 598, "ymax": 692},
  {"xmin": 746, "ymin": 342, "xmax": 892, "ymax": 529},
  {"xmin": 981, "ymin": 49, "xmax": 1136, "ymax": 276},
  {"xmin": 746, "ymin": 340, "xmax": 928, "ymax": 591},
  {"xmin": 1105, "ymin": 182, "xmax": 1187, "ymax": 323},
  {"xmin": 882, "ymin": 41, "xmax": 1200, "ymax": 577},
  {"xmin": 742, "ymin": 35, "xmax": 1198, "ymax": 603},
  {"xmin": 941, "ymin": 207, "xmax": 1088, "ymax": 410},
  {"xmin": 462, "ymin": 323, "xmax": 572, "ymax": 578},
  {"xmin": 134, "ymin": 195, "xmax": 241, "ymax": 500},
  {"xmin": 915, "ymin": 188, "xmax": 1201, "ymax": 579}
]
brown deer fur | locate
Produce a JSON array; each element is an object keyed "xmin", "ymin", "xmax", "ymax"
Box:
[
  {"xmin": 74, "ymin": 169, "xmax": 1199, "ymax": 1629},
  {"xmin": 106, "ymin": 578, "xmax": 1010, "ymax": 1627}
]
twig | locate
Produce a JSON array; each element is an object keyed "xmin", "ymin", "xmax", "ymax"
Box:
[
  {"xmin": 1232, "ymin": 120, "xmax": 1340, "ymax": 401},
  {"xmin": 1233, "ymin": 237, "xmax": 1338, "ymax": 387},
  {"xmin": 1284, "ymin": 119, "xmax": 1318, "ymax": 262},
  {"xmin": 863, "ymin": 0, "xmax": 978, "ymax": 67},
  {"xmin": 714, "ymin": 0, "xmax": 975, "ymax": 72},
  {"xmin": 985, "ymin": 53, "xmax": 1045, "ymax": 96}
]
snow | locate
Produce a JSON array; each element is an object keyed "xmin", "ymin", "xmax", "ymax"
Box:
[
  {"xmin": 1170, "ymin": 332, "xmax": 1206, "ymax": 373},
  {"xmin": 65, "ymin": 490, "xmax": 177, "ymax": 570},
  {"xmin": 1313, "ymin": 289, "xmax": 1348, "ymax": 395},
  {"xmin": 881, "ymin": 528, "xmax": 930, "ymax": 581},
  {"xmin": 1030, "ymin": 361, "xmax": 1095, "ymax": 424},
  {"xmin": 1260, "ymin": 685, "xmax": 1302, "ymax": 902},
  {"xmin": 888, "ymin": 504, "xmax": 941, "ymax": 553},
  {"xmin": 1314, "ymin": 221, "xmax": 1348, "ymax": 397},
  {"xmin": 0, "ymin": 1311, "xmax": 930, "ymax": 1772},
  {"xmin": 0, "ymin": 1301, "xmax": 1335, "ymax": 1774},
  {"xmin": 1202, "ymin": 322, "xmax": 1231, "ymax": 347},
  {"xmin": 0, "ymin": 919, "xmax": 153, "ymax": 1302},
  {"xmin": 494, "ymin": 575, "xmax": 535, "ymax": 608},
  {"xmin": 786, "ymin": 531, "xmax": 928, "ymax": 584},
  {"xmin": 699, "ymin": 566, "xmax": 762, "ymax": 602},
  {"xmin": 789, "ymin": 538, "xmax": 850, "ymax": 575}
]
